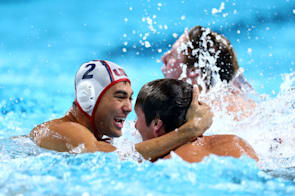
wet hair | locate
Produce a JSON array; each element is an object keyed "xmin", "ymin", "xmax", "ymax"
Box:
[
  {"xmin": 135, "ymin": 78, "xmax": 193, "ymax": 133},
  {"xmin": 185, "ymin": 26, "xmax": 239, "ymax": 88}
]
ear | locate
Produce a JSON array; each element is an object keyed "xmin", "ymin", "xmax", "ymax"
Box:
[{"xmin": 151, "ymin": 119, "xmax": 165, "ymax": 137}]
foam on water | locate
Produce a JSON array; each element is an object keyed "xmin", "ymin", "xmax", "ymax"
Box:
[
  {"xmin": 204, "ymin": 71, "xmax": 295, "ymax": 170},
  {"xmin": 2, "ymin": 136, "xmax": 295, "ymax": 195}
]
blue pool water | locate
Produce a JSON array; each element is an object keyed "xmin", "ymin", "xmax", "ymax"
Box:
[{"xmin": 1, "ymin": 0, "xmax": 295, "ymax": 195}]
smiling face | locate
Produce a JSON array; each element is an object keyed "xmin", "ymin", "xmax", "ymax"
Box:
[
  {"xmin": 161, "ymin": 34, "xmax": 187, "ymax": 79},
  {"xmin": 94, "ymin": 82, "xmax": 133, "ymax": 138}
]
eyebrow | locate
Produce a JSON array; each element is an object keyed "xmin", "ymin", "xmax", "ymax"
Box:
[{"xmin": 114, "ymin": 90, "xmax": 133, "ymax": 97}]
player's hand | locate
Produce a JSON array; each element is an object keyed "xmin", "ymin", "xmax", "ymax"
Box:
[{"xmin": 185, "ymin": 86, "xmax": 213, "ymax": 136}]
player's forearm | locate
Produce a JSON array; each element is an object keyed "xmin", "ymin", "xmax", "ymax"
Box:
[
  {"xmin": 93, "ymin": 141, "xmax": 116, "ymax": 153},
  {"xmin": 135, "ymin": 120, "xmax": 202, "ymax": 161}
]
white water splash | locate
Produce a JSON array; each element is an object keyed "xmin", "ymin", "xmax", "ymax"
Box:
[
  {"xmin": 212, "ymin": 2, "xmax": 225, "ymax": 15},
  {"xmin": 112, "ymin": 121, "xmax": 144, "ymax": 162},
  {"xmin": 203, "ymin": 71, "xmax": 295, "ymax": 170},
  {"xmin": 69, "ymin": 143, "xmax": 86, "ymax": 153}
]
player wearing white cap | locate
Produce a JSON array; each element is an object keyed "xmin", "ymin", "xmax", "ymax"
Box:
[{"xmin": 30, "ymin": 60, "xmax": 212, "ymax": 160}]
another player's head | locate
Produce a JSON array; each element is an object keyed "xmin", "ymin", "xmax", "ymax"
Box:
[
  {"xmin": 161, "ymin": 26, "xmax": 239, "ymax": 90},
  {"xmin": 75, "ymin": 60, "xmax": 132, "ymax": 139},
  {"xmin": 135, "ymin": 78, "xmax": 192, "ymax": 141}
]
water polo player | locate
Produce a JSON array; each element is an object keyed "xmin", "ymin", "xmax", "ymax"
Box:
[
  {"xmin": 161, "ymin": 26, "xmax": 255, "ymax": 120},
  {"xmin": 135, "ymin": 79, "xmax": 258, "ymax": 162}
]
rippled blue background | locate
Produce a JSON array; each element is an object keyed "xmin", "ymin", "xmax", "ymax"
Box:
[{"xmin": 1, "ymin": 0, "xmax": 295, "ymax": 195}]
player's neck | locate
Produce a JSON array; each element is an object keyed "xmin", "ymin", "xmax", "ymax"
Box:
[{"xmin": 64, "ymin": 107, "xmax": 92, "ymax": 129}]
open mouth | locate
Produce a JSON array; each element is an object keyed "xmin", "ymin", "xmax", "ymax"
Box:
[{"xmin": 114, "ymin": 117, "xmax": 125, "ymax": 129}]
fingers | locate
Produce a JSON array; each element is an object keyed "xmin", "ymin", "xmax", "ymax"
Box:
[
  {"xmin": 191, "ymin": 85, "xmax": 200, "ymax": 106},
  {"xmin": 189, "ymin": 108, "xmax": 213, "ymax": 138},
  {"xmin": 196, "ymin": 107, "xmax": 214, "ymax": 134},
  {"xmin": 186, "ymin": 85, "xmax": 213, "ymax": 122},
  {"xmin": 195, "ymin": 101, "xmax": 211, "ymax": 116},
  {"xmin": 204, "ymin": 107, "xmax": 213, "ymax": 127}
]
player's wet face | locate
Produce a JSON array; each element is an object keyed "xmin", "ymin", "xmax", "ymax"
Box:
[
  {"xmin": 161, "ymin": 34, "xmax": 187, "ymax": 79},
  {"xmin": 94, "ymin": 82, "xmax": 133, "ymax": 137}
]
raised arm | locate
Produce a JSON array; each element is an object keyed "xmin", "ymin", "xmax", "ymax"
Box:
[{"xmin": 135, "ymin": 87, "xmax": 213, "ymax": 161}]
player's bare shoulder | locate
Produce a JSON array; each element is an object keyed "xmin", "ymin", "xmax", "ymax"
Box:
[{"xmin": 29, "ymin": 119, "xmax": 95, "ymax": 152}]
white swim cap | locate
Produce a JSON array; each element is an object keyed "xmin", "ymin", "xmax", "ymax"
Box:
[{"xmin": 74, "ymin": 60, "xmax": 130, "ymax": 127}]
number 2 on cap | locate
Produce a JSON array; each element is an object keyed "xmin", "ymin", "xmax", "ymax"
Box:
[{"xmin": 82, "ymin": 64, "xmax": 96, "ymax": 79}]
